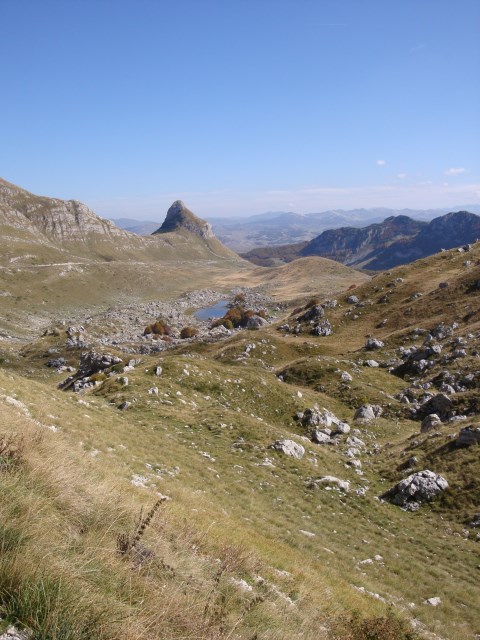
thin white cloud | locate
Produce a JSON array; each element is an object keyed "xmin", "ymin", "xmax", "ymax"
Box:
[
  {"xmin": 410, "ymin": 43, "xmax": 426, "ymax": 54},
  {"xmin": 376, "ymin": 160, "xmax": 386, "ymax": 166},
  {"xmin": 397, "ymin": 173, "xmax": 407, "ymax": 180},
  {"xmin": 444, "ymin": 167, "xmax": 467, "ymax": 176}
]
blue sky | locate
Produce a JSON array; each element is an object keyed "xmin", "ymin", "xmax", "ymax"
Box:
[{"xmin": 1, "ymin": 0, "xmax": 479, "ymax": 218}]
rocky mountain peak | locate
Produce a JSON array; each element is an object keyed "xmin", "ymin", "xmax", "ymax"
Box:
[
  {"xmin": 0, "ymin": 176, "xmax": 128, "ymax": 241},
  {"xmin": 155, "ymin": 201, "xmax": 215, "ymax": 239}
]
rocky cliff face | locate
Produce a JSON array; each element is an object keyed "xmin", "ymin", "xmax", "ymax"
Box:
[
  {"xmin": 301, "ymin": 215, "xmax": 426, "ymax": 266},
  {"xmin": 154, "ymin": 200, "xmax": 215, "ymax": 240},
  {"xmin": 0, "ymin": 177, "xmax": 130, "ymax": 241},
  {"xmin": 365, "ymin": 211, "xmax": 480, "ymax": 270}
]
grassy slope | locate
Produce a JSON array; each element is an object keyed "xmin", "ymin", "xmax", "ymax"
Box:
[{"xmin": 1, "ymin": 241, "xmax": 479, "ymax": 638}]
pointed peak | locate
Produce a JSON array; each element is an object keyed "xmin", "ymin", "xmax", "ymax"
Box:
[{"xmin": 154, "ymin": 201, "xmax": 214, "ymax": 239}]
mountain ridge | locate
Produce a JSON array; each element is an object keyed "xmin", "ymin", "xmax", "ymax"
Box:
[{"xmin": 242, "ymin": 211, "xmax": 480, "ymax": 269}]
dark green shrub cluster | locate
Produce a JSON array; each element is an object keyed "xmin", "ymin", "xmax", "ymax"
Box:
[
  {"xmin": 180, "ymin": 326, "xmax": 199, "ymax": 339},
  {"xmin": 143, "ymin": 319, "xmax": 171, "ymax": 336}
]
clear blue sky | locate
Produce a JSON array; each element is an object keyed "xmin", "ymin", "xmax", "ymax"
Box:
[{"xmin": 1, "ymin": 0, "xmax": 479, "ymax": 218}]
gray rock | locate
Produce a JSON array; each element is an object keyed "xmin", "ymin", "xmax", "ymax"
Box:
[
  {"xmin": 347, "ymin": 295, "xmax": 359, "ymax": 304},
  {"xmin": 307, "ymin": 476, "xmax": 350, "ymax": 492},
  {"xmin": 118, "ymin": 401, "xmax": 131, "ymax": 411},
  {"xmin": 46, "ymin": 357, "xmax": 66, "ymax": 369},
  {"xmin": 311, "ymin": 320, "xmax": 333, "ymax": 336},
  {"xmin": 457, "ymin": 426, "xmax": 480, "ymax": 447},
  {"xmin": 269, "ymin": 439, "xmax": 305, "ymax": 459},
  {"xmin": 301, "ymin": 407, "xmax": 350, "ymax": 434},
  {"xmin": 346, "ymin": 435, "xmax": 366, "ymax": 448},
  {"xmin": 0, "ymin": 627, "xmax": 30, "ymax": 640},
  {"xmin": 299, "ymin": 305, "xmax": 324, "ymax": 322},
  {"xmin": 246, "ymin": 315, "xmax": 268, "ymax": 330},
  {"xmin": 425, "ymin": 597, "xmax": 442, "ymax": 607},
  {"xmin": 381, "ymin": 470, "xmax": 448, "ymax": 510},
  {"xmin": 420, "ymin": 414, "xmax": 441, "ymax": 433},
  {"xmin": 419, "ymin": 393, "xmax": 452, "ymax": 419},
  {"xmin": 365, "ymin": 338, "xmax": 385, "ymax": 350},
  {"xmin": 311, "ymin": 430, "xmax": 332, "ymax": 444},
  {"xmin": 354, "ymin": 404, "xmax": 383, "ymax": 422},
  {"xmin": 154, "ymin": 366, "xmax": 163, "ymax": 376}
]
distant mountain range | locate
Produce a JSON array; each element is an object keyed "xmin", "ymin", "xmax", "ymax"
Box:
[
  {"xmin": 241, "ymin": 211, "xmax": 480, "ymax": 270},
  {"xmin": 111, "ymin": 205, "xmax": 480, "ymax": 252}
]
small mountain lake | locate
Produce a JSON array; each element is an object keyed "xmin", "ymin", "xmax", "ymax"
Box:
[{"xmin": 194, "ymin": 300, "xmax": 229, "ymax": 321}]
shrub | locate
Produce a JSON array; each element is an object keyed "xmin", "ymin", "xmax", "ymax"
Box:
[
  {"xmin": 144, "ymin": 319, "xmax": 171, "ymax": 336},
  {"xmin": 180, "ymin": 326, "xmax": 198, "ymax": 339},
  {"xmin": 304, "ymin": 297, "xmax": 320, "ymax": 309},
  {"xmin": 233, "ymin": 293, "xmax": 246, "ymax": 304},
  {"xmin": 331, "ymin": 610, "xmax": 419, "ymax": 640},
  {"xmin": 0, "ymin": 433, "xmax": 25, "ymax": 472}
]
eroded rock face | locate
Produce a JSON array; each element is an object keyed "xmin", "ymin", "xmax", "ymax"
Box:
[
  {"xmin": 59, "ymin": 350, "xmax": 122, "ymax": 391},
  {"xmin": 155, "ymin": 200, "xmax": 215, "ymax": 239},
  {"xmin": 381, "ymin": 470, "xmax": 448, "ymax": 510},
  {"xmin": 269, "ymin": 439, "xmax": 305, "ymax": 459}
]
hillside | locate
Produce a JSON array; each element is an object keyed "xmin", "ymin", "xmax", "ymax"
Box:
[
  {"xmin": 0, "ymin": 179, "xmax": 367, "ymax": 340},
  {"xmin": 242, "ymin": 211, "xmax": 480, "ymax": 270},
  {"xmin": 1, "ymin": 218, "xmax": 479, "ymax": 639}
]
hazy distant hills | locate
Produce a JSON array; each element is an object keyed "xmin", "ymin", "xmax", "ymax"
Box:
[
  {"xmin": 242, "ymin": 211, "xmax": 480, "ymax": 270},
  {"xmin": 109, "ymin": 217, "xmax": 160, "ymax": 236},
  {"xmin": 112, "ymin": 205, "xmax": 480, "ymax": 251}
]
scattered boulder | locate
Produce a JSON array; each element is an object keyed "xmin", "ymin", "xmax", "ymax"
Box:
[
  {"xmin": 420, "ymin": 414, "xmax": 442, "ymax": 433},
  {"xmin": 154, "ymin": 366, "xmax": 163, "ymax": 376},
  {"xmin": 311, "ymin": 320, "xmax": 333, "ymax": 336},
  {"xmin": 354, "ymin": 404, "xmax": 382, "ymax": 422},
  {"xmin": 311, "ymin": 430, "xmax": 332, "ymax": 444},
  {"xmin": 425, "ymin": 597, "xmax": 442, "ymax": 607},
  {"xmin": 457, "ymin": 426, "xmax": 480, "ymax": 447},
  {"xmin": 301, "ymin": 407, "xmax": 350, "ymax": 434},
  {"xmin": 365, "ymin": 338, "xmax": 384, "ymax": 350},
  {"xmin": 381, "ymin": 470, "xmax": 448, "ymax": 510},
  {"xmin": 307, "ymin": 476, "xmax": 350, "ymax": 492},
  {"xmin": 299, "ymin": 305, "xmax": 324, "ymax": 322},
  {"xmin": 419, "ymin": 393, "xmax": 452, "ymax": 420},
  {"xmin": 269, "ymin": 439, "xmax": 305, "ymax": 459},
  {"xmin": 246, "ymin": 315, "xmax": 268, "ymax": 330},
  {"xmin": 347, "ymin": 295, "xmax": 359, "ymax": 304}
]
